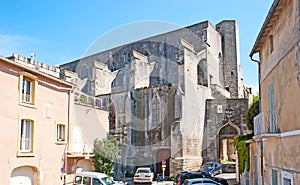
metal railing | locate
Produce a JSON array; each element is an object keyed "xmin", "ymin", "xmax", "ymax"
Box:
[{"xmin": 254, "ymin": 111, "xmax": 279, "ymax": 136}]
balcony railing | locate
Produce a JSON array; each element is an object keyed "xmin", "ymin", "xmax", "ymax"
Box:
[
  {"xmin": 74, "ymin": 92, "xmax": 110, "ymax": 110},
  {"xmin": 67, "ymin": 141, "xmax": 94, "ymax": 156},
  {"xmin": 253, "ymin": 111, "xmax": 280, "ymax": 138},
  {"xmin": 254, "ymin": 112, "xmax": 264, "ymax": 135}
]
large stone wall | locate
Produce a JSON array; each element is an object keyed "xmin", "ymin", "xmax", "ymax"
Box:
[
  {"xmin": 59, "ymin": 20, "xmax": 249, "ymax": 176},
  {"xmin": 216, "ymin": 21, "xmax": 243, "ymax": 98},
  {"xmin": 202, "ymin": 98, "xmax": 250, "ymax": 163}
]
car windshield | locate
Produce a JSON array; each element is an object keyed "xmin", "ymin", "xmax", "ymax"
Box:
[
  {"xmin": 202, "ymin": 163, "xmax": 213, "ymax": 169},
  {"xmin": 101, "ymin": 177, "xmax": 114, "ymax": 185},
  {"xmin": 137, "ymin": 169, "xmax": 150, "ymax": 173}
]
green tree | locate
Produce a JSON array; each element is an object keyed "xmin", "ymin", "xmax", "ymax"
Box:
[
  {"xmin": 246, "ymin": 96, "xmax": 259, "ymax": 132},
  {"xmin": 93, "ymin": 138, "xmax": 121, "ymax": 175}
]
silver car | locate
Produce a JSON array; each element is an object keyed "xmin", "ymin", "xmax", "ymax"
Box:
[{"xmin": 183, "ymin": 178, "xmax": 221, "ymax": 185}]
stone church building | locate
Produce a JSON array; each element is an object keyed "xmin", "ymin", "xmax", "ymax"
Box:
[{"xmin": 60, "ymin": 20, "xmax": 252, "ymax": 176}]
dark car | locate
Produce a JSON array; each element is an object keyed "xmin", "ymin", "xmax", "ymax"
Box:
[
  {"xmin": 173, "ymin": 171, "xmax": 228, "ymax": 185},
  {"xmin": 198, "ymin": 162, "xmax": 222, "ymax": 177}
]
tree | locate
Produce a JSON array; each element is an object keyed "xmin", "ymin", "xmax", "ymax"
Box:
[
  {"xmin": 245, "ymin": 96, "xmax": 259, "ymax": 132},
  {"xmin": 93, "ymin": 138, "xmax": 121, "ymax": 175}
]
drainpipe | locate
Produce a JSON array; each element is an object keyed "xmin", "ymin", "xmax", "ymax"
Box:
[
  {"xmin": 250, "ymin": 54, "xmax": 263, "ymax": 185},
  {"xmin": 250, "ymin": 54, "xmax": 261, "ymax": 112},
  {"xmin": 65, "ymin": 85, "xmax": 74, "ymax": 185}
]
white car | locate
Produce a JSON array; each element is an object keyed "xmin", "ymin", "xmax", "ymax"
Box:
[
  {"xmin": 183, "ymin": 178, "xmax": 222, "ymax": 185},
  {"xmin": 73, "ymin": 171, "xmax": 124, "ymax": 185},
  {"xmin": 133, "ymin": 167, "xmax": 154, "ymax": 184}
]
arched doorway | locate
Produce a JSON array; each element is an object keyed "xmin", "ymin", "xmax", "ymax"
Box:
[
  {"xmin": 76, "ymin": 159, "xmax": 93, "ymax": 172},
  {"xmin": 218, "ymin": 122, "xmax": 240, "ymax": 163},
  {"xmin": 156, "ymin": 149, "xmax": 171, "ymax": 176},
  {"xmin": 10, "ymin": 166, "xmax": 38, "ymax": 185}
]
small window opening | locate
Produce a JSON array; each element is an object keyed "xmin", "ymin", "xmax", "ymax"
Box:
[{"xmin": 269, "ymin": 35, "xmax": 274, "ymax": 53}]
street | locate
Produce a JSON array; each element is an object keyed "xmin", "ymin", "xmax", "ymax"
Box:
[{"xmin": 125, "ymin": 173, "xmax": 239, "ymax": 185}]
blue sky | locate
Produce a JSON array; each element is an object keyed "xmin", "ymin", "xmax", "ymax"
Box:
[{"xmin": 0, "ymin": 0, "xmax": 273, "ymax": 94}]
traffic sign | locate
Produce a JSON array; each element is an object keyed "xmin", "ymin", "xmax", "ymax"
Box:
[
  {"xmin": 162, "ymin": 160, "xmax": 166, "ymax": 165},
  {"xmin": 162, "ymin": 164, "xmax": 166, "ymax": 168}
]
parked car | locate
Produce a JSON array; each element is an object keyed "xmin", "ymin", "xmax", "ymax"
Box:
[
  {"xmin": 73, "ymin": 171, "xmax": 124, "ymax": 185},
  {"xmin": 174, "ymin": 171, "xmax": 228, "ymax": 185},
  {"xmin": 174, "ymin": 171, "xmax": 207, "ymax": 185},
  {"xmin": 198, "ymin": 162, "xmax": 222, "ymax": 177},
  {"xmin": 133, "ymin": 167, "xmax": 154, "ymax": 184},
  {"xmin": 183, "ymin": 178, "xmax": 222, "ymax": 185}
]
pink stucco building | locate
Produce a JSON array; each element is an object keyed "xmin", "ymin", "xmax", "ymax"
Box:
[{"xmin": 0, "ymin": 55, "xmax": 73, "ymax": 184}]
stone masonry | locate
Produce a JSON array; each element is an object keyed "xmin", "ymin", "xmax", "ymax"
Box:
[{"xmin": 59, "ymin": 20, "xmax": 251, "ymax": 176}]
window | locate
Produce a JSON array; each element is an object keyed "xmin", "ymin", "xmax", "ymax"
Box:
[
  {"xmin": 19, "ymin": 72, "xmax": 37, "ymax": 107},
  {"xmin": 269, "ymin": 35, "xmax": 274, "ymax": 53},
  {"xmin": 19, "ymin": 119, "xmax": 34, "ymax": 155},
  {"xmin": 92, "ymin": 178, "xmax": 102, "ymax": 185},
  {"xmin": 282, "ymin": 171, "xmax": 293, "ymax": 185},
  {"xmin": 74, "ymin": 176, "xmax": 82, "ymax": 184},
  {"xmin": 83, "ymin": 177, "xmax": 91, "ymax": 185},
  {"xmin": 56, "ymin": 123, "xmax": 66, "ymax": 143}
]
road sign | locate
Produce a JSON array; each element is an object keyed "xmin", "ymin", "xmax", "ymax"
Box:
[
  {"xmin": 162, "ymin": 167, "xmax": 166, "ymax": 171},
  {"xmin": 162, "ymin": 160, "xmax": 166, "ymax": 165},
  {"xmin": 162, "ymin": 164, "xmax": 166, "ymax": 168}
]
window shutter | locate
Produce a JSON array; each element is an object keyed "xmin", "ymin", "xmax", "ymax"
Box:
[
  {"xmin": 268, "ymin": 84, "xmax": 275, "ymax": 132},
  {"xmin": 272, "ymin": 169, "xmax": 278, "ymax": 185}
]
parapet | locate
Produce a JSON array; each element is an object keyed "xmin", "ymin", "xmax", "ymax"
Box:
[{"xmin": 8, "ymin": 53, "xmax": 60, "ymax": 78}]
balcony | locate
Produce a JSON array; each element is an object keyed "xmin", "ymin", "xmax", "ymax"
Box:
[
  {"xmin": 254, "ymin": 112, "xmax": 264, "ymax": 135},
  {"xmin": 67, "ymin": 141, "xmax": 94, "ymax": 157},
  {"xmin": 253, "ymin": 111, "xmax": 280, "ymax": 140}
]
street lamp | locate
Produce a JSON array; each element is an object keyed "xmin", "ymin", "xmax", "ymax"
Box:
[{"xmin": 222, "ymin": 106, "xmax": 234, "ymax": 123}]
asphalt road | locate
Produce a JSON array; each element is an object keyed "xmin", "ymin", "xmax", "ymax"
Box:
[{"xmin": 125, "ymin": 173, "xmax": 239, "ymax": 185}]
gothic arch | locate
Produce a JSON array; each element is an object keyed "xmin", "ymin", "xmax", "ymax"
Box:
[
  {"xmin": 197, "ymin": 58, "xmax": 208, "ymax": 86},
  {"xmin": 152, "ymin": 90, "xmax": 162, "ymax": 128},
  {"xmin": 217, "ymin": 121, "xmax": 240, "ymax": 163},
  {"xmin": 217, "ymin": 121, "xmax": 241, "ymax": 136}
]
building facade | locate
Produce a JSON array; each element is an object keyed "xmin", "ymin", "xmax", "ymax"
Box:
[
  {"xmin": 0, "ymin": 54, "xmax": 110, "ymax": 184},
  {"xmin": 60, "ymin": 20, "xmax": 251, "ymax": 176},
  {"xmin": 62, "ymin": 69, "xmax": 111, "ymax": 183},
  {"xmin": 249, "ymin": 0, "xmax": 300, "ymax": 184},
  {"xmin": 0, "ymin": 55, "xmax": 72, "ymax": 185}
]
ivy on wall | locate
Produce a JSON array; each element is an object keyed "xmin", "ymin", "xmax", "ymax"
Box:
[{"xmin": 234, "ymin": 133, "xmax": 253, "ymax": 174}]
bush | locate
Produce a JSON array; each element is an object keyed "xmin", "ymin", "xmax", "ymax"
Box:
[
  {"xmin": 168, "ymin": 176, "xmax": 175, "ymax": 181},
  {"xmin": 233, "ymin": 133, "xmax": 253, "ymax": 174}
]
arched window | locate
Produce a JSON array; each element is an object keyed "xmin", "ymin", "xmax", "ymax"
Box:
[{"xmin": 197, "ymin": 59, "xmax": 208, "ymax": 86}]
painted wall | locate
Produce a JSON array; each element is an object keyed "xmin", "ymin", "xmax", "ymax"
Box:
[
  {"xmin": 251, "ymin": 0, "xmax": 300, "ymax": 184},
  {"xmin": 0, "ymin": 57, "xmax": 71, "ymax": 185},
  {"xmin": 69, "ymin": 103, "xmax": 109, "ymax": 154}
]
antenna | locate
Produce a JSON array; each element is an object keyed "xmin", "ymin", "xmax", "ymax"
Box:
[{"xmin": 30, "ymin": 53, "xmax": 35, "ymax": 59}]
